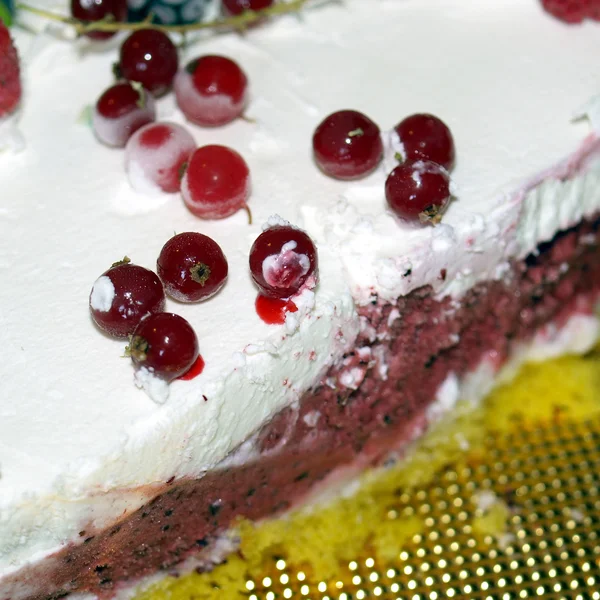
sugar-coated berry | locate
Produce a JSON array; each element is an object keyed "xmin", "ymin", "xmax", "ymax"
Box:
[
  {"xmin": 130, "ymin": 312, "xmax": 199, "ymax": 382},
  {"xmin": 249, "ymin": 224, "xmax": 318, "ymax": 299},
  {"xmin": 125, "ymin": 122, "xmax": 196, "ymax": 194},
  {"xmin": 394, "ymin": 113, "xmax": 455, "ymax": 171},
  {"xmin": 89, "ymin": 261, "xmax": 165, "ymax": 338},
  {"xmin": 118, "ymin": 30, "xmax": 179, "ymax": 97},
  {"xmin": 71, "ymin": 0, "xmax": 127, "ymax": 40},
  {"xmin": 157, "ymin": 232, "xmax": 228, "ymax": 302},
  {"xmin": 385, "ymin": 160, "xmax": 451, "ymax": 225},
  {"xmin": 222, "ymin": 0, "xmax": 273, "ymax": 15},
  {"xmin": 174, "ymin": 55, "xmax": 248, "ymax": 127},
  {"xmin": 93, "ymin": 82, "xmax": 156, "ymax": 148},
  {"xmin": 312, "ymin": 110, "xmax": 383, "ymax": 180},
  {"xmin": 181, "ymin": 144, "xmax": 251, "ymax": 219}
]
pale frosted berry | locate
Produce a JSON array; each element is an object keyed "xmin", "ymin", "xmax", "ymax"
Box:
[
  {"xmin": 71, "ymin": 0, "xmax": 127, "ymax": 40},
  {"xmin": 118, "ymin": 30, "xmax": 179, "ymax": 97},
  {"xmin": 385, "ymin": 160, "xmax": 451, "ymax": 225},
  {"xmin": 174, "ymin": 55, "xmax": 248, "ymax": 127},
  {"xmin": 312, "ymin": 110, "xmax": 383, "ymax": 180},
  {"xmin": 394, "ymin": 113, "xmax": 455, "ymax": 171},
  {"xmin": 249, "ymin": 224, "xmax": 318, "ymax": 298},
  {"xmin": 157, "ymin": 232, "xmax": 228, "ymax": 302},
  {"xmin": 222, "ymin": 0, "xmax": 273, "ymax": 15},
  {"xmin": 181, "ymin": 144, "xmax": 250, "ymax": 219},
  {"xmin": 130, "ymin": 312, "xmax": 199, "ymax": 382},
  {"xmin": 93, "ymin": 82, "xmax": 156, "ymax": 148},
  {"xmin": 90, "ymin": 260, "xmax": 165, "ymax": 338},
  {"xmin": 125, "ymin": 122, "xmax": 196, "ymax": 194}
]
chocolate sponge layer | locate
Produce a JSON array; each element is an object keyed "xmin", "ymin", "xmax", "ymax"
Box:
[{"xmin": 4, "ymin": 217, "xmax": 600, "ymax": 600}]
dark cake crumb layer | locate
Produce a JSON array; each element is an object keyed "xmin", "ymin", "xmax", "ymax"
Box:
[{"xmin": 3, "ymin": 217, "xmax": 600, "ymax": 600}]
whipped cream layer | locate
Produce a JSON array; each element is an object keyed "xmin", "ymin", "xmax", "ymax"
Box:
[{"xmin": 1, "ymin": 0, "xmax": 600, "ymax": 580}]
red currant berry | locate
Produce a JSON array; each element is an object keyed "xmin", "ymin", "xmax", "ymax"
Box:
[
  {"xmin": 130, "ymin": 312, "xmax": 199, "ymax": 382},
  {"xmin": 93, "ymin": 82, "xmax": 156, "ymax": 148},
  {"xmin": 312, "ymin": 110, "xmax": 383, "ymax": 180},
  {"xmin": 249, "ymin": 223, "xmax": 318, "ymax": 299},
  {"xmin": 394, "ymin": 113, "xmax": 455, "ymax": 171},
  {"xmin": 157, "ymin": 232, "xmax": 228, "ymax": 302},
  {"xmin": 118, "ymin": 30, "xmax": 179, "ymax": 97},
  {"xmin": 181, "ymin": 144, "xmax": 251, "ymax": 219},
  {"xmin": 385, "ymin": 160, "xmax": 451, "ymax": 225},
  {"xmin": 89, "ymin": 260, "xmax": 165, "ymax": 338},
  {"xmin": 222, "ymin": 0, "xmax": 273, "ymax": 16},
  {"xmin": 174, "ymin": 55, "xmax": 248, "ymax": 127},
  {"xmin": 125, "ymin": 122, "xmax": 196, "ymax": 194},
  {"xmin": 70, "ymin": 0, "xmax": 127, "ymax": 40}
]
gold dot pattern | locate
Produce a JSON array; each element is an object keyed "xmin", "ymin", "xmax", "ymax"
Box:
[{"xmin": 242, "ymin": 418, "xmax": 600, "ymax": 599}]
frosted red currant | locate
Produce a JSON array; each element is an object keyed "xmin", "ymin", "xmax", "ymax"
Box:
[
  {"xmin": 312, "ymin": 110, "xmax": 383, "ymax": 180},
  {"xmin": 118, "ymin": 30, "xmax": 179, "ymax": 97},
  {"xmin": 385, "ymin": 160, "xmax": 451, "ymax": 225},
  {"xmin": 130, "ymin": 312, "xmax": 199, "ymax": 382},
  {"xmin": 181, "ymin": 144, "xmax": 251, "ymax": 219},
  {"xmin": 394, "ymin": 113, "xmax": 455, "ymax": 171},
  {"xmin": 125, "ymin": 122, "xmax": 196, "ymax": 194},
  {"xmin": 71, "ymin": 0, "xmax": 127, "ymax": 40},
  {"xmin": 89, "ymin": 260, "xmax": 165, "ymax": 338},
  {"xmin": 249, "ymin": 223, "xmax": 318, "ymax": 298},
  {"xmin": 222, "ymin": 0, "xmax": 273, "ymax": 15},
  {"xmin": 157, "ymin": 232, "xmax": 228, "ymax": 302},
  {"xmin": 174, "ymin": 55, "xmax": 248, "ymax": 127},
  {"xmin": 93, "ymin": 82, "xmax": 156, "ymax": 148}
]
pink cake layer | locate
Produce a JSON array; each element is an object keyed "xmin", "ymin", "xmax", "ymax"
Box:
[{"xmin": 4, "ymin": 216, "xmax": 600, "ymax": 600}]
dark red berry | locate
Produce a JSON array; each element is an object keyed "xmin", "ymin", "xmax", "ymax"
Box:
[
  {"xmin": 394, "ymin": 113, "xmax": 455, "ymax": 171},
  {"xmin": 157, "ymin": 232, "xmax": 228, "ymax": 302},
  {"xmin": 385, "ymin": 160, "xmax": 451, "ymax": 225},
  {"xmin": 312, "ymin": 110, "xmax": 383, "ymax": 180},
  {"xmin": 130, "ymin": 312, "xmax": 199, "ymax": 382},
  {"xmin": 93, "ymin": 82, "xmax": 156, "ymax": 148},
  {"xmin": 70, "ymin": 0, "xmax": 127, "ymax": 40},
  {"xmin": 249, "ymin": 224, "xmax": 318, "ymax": 298},
  {"xmin": 125, "ymin": 122, "xmax": 196, "ymax": 194},
  {"xmin": 118, "ymin": 30, "xmax": 179, "ymax": 97},
  {"xmin": 222, "ymin": 0, "xmax": 273, "ymax": 15},
  {"xmin": 89, "ymin": 260, "xmax": 165, "ymax": 338},
  {"xmin": 181, "ymin": 144, "xmax": 251, "ymax": 219},
  {"xmin": 174, "ymin": 55, "xmax": 248, "ymax": 127}
]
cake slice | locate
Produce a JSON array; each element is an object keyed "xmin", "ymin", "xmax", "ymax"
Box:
[{"xmin": 1, "ymin": 1, "xmax": 600, "ymax": 599}]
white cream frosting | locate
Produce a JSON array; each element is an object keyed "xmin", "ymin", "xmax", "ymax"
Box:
[{"xmin": 1, "ymin": 0, "xmax": 600, "ymax": 584}]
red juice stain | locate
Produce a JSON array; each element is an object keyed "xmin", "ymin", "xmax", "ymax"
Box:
[
  {"xmin": 255, "ymin": 294, "xmax": 298, "ymax": 325},
  {"xmin": 178, "ymin": 354, "xmax": 205, "ymax": 380}
]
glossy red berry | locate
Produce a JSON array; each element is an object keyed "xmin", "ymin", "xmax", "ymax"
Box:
[
  {"xmin": 394, "ymin": 113, "xmax": 455, "ymax": 171},
  {"xmin": 222, "ymin": 0, "xmax": 273, "ymax": 15},
  {"xmin": 70, "ymin": 0, "xmax": 127, "ymax": 40},
  {"xmin": 89, "ymin": 261, "xmax": 165, "ymax": 338},
  {"xmin": 181, "ymin": 144, "xmax": 251, "ymax": 219},
  {"xmin": 93, "ymin": 82, "xmax": 156, "ymax": 148},
  {"xmin": 174, "ymin": 55, "xmax": 248, "ymax": 127},
  {"xmin": 130, "ymin": 312, "xmax": 199, "ymax": 382},
  {"xmin": 312, "ymin": 110, "xmax": 383, "ymax": 180},
  {"xmin": 125, "ymin": 122, "xmax": 196, "ymax": 194},
  {"xmin": 157, "ymin": 232, "xmax": 228, "ymax": 302},
  {"xmin": 249, "ymin": 223, "xmax": 318, "ymax": 299},
  {"xmin": 385, "ymin": 160, "xmax": 451, "ymax": 225},
  {"xmin": 540, "ymin": 0, "xmax": 590, "ymax": 23},
  {"xmin": 118, "ymin": 30, "xmax": 179, "ymax": 97}
]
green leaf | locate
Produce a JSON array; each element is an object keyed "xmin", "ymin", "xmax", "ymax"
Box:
[{"xmin": 0, "ymin": 2, "xmax": 13, "ymax": 26}]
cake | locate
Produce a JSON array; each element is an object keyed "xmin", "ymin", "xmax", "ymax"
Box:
[{"xmin": 1, "ymin": 1, "xmax": 600, "ymax": 599}]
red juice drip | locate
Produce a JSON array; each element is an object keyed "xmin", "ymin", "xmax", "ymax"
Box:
[
  {"xmin": 178, "ymin": 354, "xmax": 205, "ymax": 380},
  {"xmin": 255, "ymin": 294, "xmax": 298, "ymax": 325}
]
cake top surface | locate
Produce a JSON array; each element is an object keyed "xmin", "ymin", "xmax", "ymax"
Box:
[{"xmin": 1, "ymin": 0, "xmax": 600, "ymax": 574}]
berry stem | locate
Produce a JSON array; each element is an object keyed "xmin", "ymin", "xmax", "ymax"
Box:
[{"xmin": 17, "ymin": 0, "xmax": 312, "ymax": 35}]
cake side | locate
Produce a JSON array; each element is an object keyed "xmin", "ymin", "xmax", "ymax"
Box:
[
  {"xmin": 2, "ymin": 214, "xmax": 600, "ymax": 600},
  {"xmin": 2, "ymin": 0, "xmax": 600, "ymax": 590}
]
